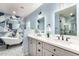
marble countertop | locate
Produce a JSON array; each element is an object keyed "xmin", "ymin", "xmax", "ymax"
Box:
[{"xmin": 28, "ymin": 34, "xmax": 79, "ymax": 54}]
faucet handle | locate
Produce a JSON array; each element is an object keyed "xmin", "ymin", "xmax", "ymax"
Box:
[
  {"xmin": 61, "ymin": 35, "xmax": 64, "ymax": 40},
  {"xmin": 66, "ymin": 37, "xmax": 70, "ymax": 41}
]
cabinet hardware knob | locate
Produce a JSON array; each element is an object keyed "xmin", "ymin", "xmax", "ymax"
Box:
[
  {"xmin": 54, "ymin": 49, "xmax": 56, "ymax": 51},
  {"xmin": 38, "ymin": 49, "xmax": 40, "ymax": 52},
  {"xmin": 38, "ymin": 42, "xmax": 40, "ymax": 44}
]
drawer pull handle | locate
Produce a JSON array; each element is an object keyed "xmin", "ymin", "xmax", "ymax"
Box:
[
  {"xmin": 54, "ymin": 49, "xmax": 56, "ymax": 52},
  {"xmin": 38, "ymin": 49, "xmax": 40, "ymax": 52},
  {"xmin": 38, "ymin": 42, "xmax": 40, "ymax": 44}
]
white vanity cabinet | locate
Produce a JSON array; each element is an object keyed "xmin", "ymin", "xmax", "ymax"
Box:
[
  {"xmin": 28, "ymin": 37, "xmax": 37, "ymax": 56},
  {"xmin": 43, "ymin": 43, "xmax": 78, "ymax": 56},
  {"xmin": 28, "ymin": 37, "xmax": 79, "ymax": 56},
  {"xmin": 43, "ymin": 49, "xmax": 56, "ymax": 56},
  {"xmin": 28, "ymin": 37, "xmax": 43, "ymax": 56},
  {"xmin": 36, "ymin": 40, "xmax": 43, "ymax": 56}
]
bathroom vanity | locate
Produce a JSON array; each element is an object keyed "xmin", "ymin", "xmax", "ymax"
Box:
[
  {"xmin": 27, "ymin": 4, "xmax": 79, "ymax": 56},
  {"xmin": 28, "ymin": 34, "xmax": 79, "ymax": 56}
]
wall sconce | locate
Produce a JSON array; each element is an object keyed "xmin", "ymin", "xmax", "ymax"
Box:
[
  {"xmin": 12, "ymin": 11, "xmax": 16, "ymax": 15},
  {"xmin": 70, "ymin": 13, "xmax": 75, "ymax": 17},
  {"xmin": 39, "ymin": 11, "xmax": 42, "ymax": 15},
  {"xmin": 38, "ymin": 11, "xmax": 43, "ymax": 19},
  {"xmin": 11, "ymin": 11, "xmax": 16, "ymax": 19}
]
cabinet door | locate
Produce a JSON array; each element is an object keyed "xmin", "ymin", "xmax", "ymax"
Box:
[
  {"xmin": 32, "ymin": 39, "xmax": 37, "ymax": 56},
  {"xmin": 28, "ymin": 38, "xmax": 37, "ymax": 56},
  {"xmin": 28, "ymin": 38, "xmax": 32, "ymax": 56},
  {"xmin": 36, "ymin": 40, "xmax": 43, "ymax": 56},
  {"xmin": 43, "ymin": 49, "xmax": 56, "ymax": 56},
  {"xmin": 37, "ymin": 40, "xmax": 43, "ymax": 48},
  {"xmin": 32, "ymin": 39, "xmax": 36, "ymax": 56},
  {"xmin": 56, "ymin": 48, "xmax": 79, "ymax": 56}
]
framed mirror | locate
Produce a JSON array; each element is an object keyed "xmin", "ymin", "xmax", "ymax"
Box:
[
  {"xmin": 55, "ymin": 5, "xmax": 77, "ymax": 36},
  {"xmin": 36, "ymin": 16, "xmax": 46, "ymax": 34}
]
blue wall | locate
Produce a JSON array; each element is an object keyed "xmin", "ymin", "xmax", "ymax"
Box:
[{"xmin": 26, "ymin": 3, "xmax": 59, "ymax": 35}]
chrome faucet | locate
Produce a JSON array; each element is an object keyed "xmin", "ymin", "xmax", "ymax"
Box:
[
  {"xmin": 61, "ymin": 35, "xmax": 64, "ymax": 40},
  {"xmin": 66, "ymin": 37, "xmax": 70, "ymax": 41},
  {"xmin": 57, "ymin": 36, "xmax": 60, "ymax": 40},
  {"xmin": 57, "ymin": 35, "xmax": 64, "ymax": 40},
  {"xmin": 57, "ymin": 35, "xmax": 70, "ymax": 42}
]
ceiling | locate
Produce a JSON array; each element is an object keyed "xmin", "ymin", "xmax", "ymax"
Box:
[
  {"xmin": 0, "ymin": 3, "xmax": 43, "ymax": 17},
  {"xmin": 58, "ymin": 5, "xmax": 76, "ymax": 17}
]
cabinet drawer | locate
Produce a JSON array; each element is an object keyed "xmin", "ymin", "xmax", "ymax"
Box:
[
  {"xmin": 32, "ymin": 39, "xmax": 37, "ymax": 56},
  {"xmin": 43, "ymin": 43, "xmax": 78, "ymax": 56},
  {"xmin": 36, "ymin": 40, "xmax": 43, "ymax": 56},
  {"xmin": 28, "ymin": 38, "xmax": 37, "ymax": 56},
  {"xmin": 44, "ymin": 49, "xmax": 56, "ymax": 56},
  {"xmin": 37, "ymin": 47, "xmax": 43, "ymax": 56},
  {"xmin": 57, "ymin": 49, "xmax": 79, "ymax": 56},
  {"xmin": 43, "ymin": 43, "xmax": 55, "ymax": 52},
  {"xmin": 37, "ymin": 40, "xmax": 43, "ymax": 48}
]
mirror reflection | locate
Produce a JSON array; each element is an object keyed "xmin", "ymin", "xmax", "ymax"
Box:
[
  {"xmin": 55, "ymin": 5, "xmax": 77, "ymax": 36},
  {"xmin": 36, "ymin": 17, "xmax": 45, "ymax": 33}
]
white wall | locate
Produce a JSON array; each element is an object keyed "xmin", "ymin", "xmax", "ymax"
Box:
[{"xmin": 77, "ymin": 4, "xmax": 79, "ymax": 36}]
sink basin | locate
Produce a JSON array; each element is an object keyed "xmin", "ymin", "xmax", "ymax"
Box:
[
  {"xmin": 50, "ymin": 38, "xmax": 72, "ymax": 46},
  {"xmin": 37, "ymin": 33, "xmax": 42, "ymax": 36},
  {"xmin": 57, "ymin": 39, "xmax": 71, "ymax": 44}
]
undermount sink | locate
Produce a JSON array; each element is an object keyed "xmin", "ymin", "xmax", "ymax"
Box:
[
  {"xmin": 36, "ymin": 33, "xmax": 46, "ymax": 38},
  {"xmin": 49, "ymin": 36, "xmax": 73, "ymax": 46},
  {"xmin": 60, "ymin": 40, "xmax": 72, "ymax": 45},
  {"xmin": 36, "ymin": 34, "xmax": 73, "ymax": 46},
  {"xmin": 56, "ymin": 39, "xmax": 72, "ymax": 45},
  {"xmin": 37, "ymin": 33, "xmax": 42, "ymax": 36}
]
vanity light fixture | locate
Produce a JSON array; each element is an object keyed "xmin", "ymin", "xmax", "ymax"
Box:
[
  {"xmin": 11, "ymin": 11, "xmax": 16, "ymax": 19},
  {"xmin": 70, "ymin": 13, "xmax": 75, "ymax": 17},
  {"xmin": 70, "ymin": 13, "xmax": 73, "ymax": 16},
  {"xmin": 38, "ymin": 11, "xmax": 43, "ymax": 19},
  {"xmin": 12, "ymin": 11, "xmax": 16, "ymax": 14},
  {"xmin": 39, "ymin": 11, "xmax": 42, "ymax": 15}
]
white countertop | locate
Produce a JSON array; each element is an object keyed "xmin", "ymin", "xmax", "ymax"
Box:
[{"xmin": 28, "ymin": 34, "xmax": 79, "ymax": 54}]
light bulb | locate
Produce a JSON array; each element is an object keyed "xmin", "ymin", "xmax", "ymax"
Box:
[
  {"xmin": 70, "ymin": 13, "xmax": 73, "ymax": 16},
  {"xmin": 12, "ymin": 11, "xmax": 16, "ymax": 14}
]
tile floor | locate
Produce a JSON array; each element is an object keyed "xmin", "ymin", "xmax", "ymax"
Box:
[{"xmin": 0, "ymin": 45, "xmax": 24, "ymax": 56}]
